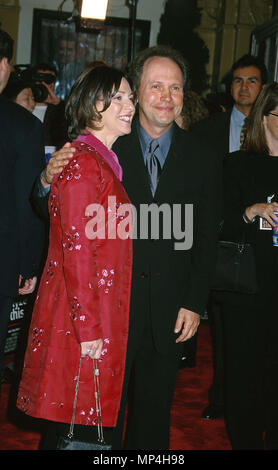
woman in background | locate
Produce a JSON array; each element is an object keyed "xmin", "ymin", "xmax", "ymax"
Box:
[
  {"xmin": 217, "ymin": 82, "xmax": 278, "ymax": 449},
  {"xmin": 175, "ymin": 89, "xmax": 209, "ymax": 130}
]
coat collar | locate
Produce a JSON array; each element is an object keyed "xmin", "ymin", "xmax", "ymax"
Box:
[{"xmin": 76, "ymin": 131, "xmax": 123, "ymax": 181}]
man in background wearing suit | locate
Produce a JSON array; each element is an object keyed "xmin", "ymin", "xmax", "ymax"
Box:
[
  {"xmin": 193, "ymin": 55, "xmax": 267, "ymax": 157},
  {"xmin": 0, "ymin": 30, "xmax": 45, "ymax": 385},
  {"xmin": 35, "ymin": 45, "xmax": 221, "ymax": 450},
  {"xmin": 192, "ymin": 54, "xmax": 267, "ymax": 420}
]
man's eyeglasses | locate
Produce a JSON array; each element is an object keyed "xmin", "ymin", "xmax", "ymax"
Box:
[{"xmin": 269, "ymin": 112, "xmax": 278, "ymax": 118}]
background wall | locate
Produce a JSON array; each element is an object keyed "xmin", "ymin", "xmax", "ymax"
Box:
[
  {"xmin": 0, "ymin": 0, "xmax": 20, "ymax": 63},
  {"xmin": 196, "ymin": 0, "xmax": 274, "ymax": 90},
  {"xmin": 15, "ymin": 0, "xmax": 165, "ymax": 64},
  {"xmin": 0, "ymin": 0, "xmax": 276, "ymax": 92}
]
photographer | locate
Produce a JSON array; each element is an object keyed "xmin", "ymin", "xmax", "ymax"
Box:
[
  {"xmin": 2, "ymin": 78, "xmax": 35, "ymax": 113},
  {"xmin": 33, "ymin": 63, "xmax": 60, "ymax": 105},
  {"xmin": 32, "ymin": 63, "xmax": 68, "ymax": 156}
]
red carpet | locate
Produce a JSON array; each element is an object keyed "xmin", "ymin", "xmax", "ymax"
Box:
[
  {"xmin": 0, "ymin": 321, "xmax": 231, "ymax": 450},
  {"xmin": 170, "ymin": 321, "xmax": 231, "ymax": 450}
]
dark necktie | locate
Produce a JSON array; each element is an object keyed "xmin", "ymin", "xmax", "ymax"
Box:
[
  {"xmin": 146, "ymin": 140, "xmax": 161, "ymax": 195},
  {"xmin": 240, "ymin": 117, "xmax": 247, "ymax": 150}
]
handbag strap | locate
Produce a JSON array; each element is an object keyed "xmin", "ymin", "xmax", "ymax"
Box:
[
  {"xmin": 68, "ymin": 357, "xmax": 105, "ymax": 444},
  {"xmin": 93, "ymin": 358, "xmax": 105, "ymax": 443},
  {"xmin": 219, "ymin": 216, "xmax": 248, "ymax": 246}
]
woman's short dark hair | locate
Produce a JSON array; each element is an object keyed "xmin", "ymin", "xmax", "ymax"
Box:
[
  {"xmin": 2, "ymin": 78, "xmax": 33, "ymax": 102},
  {"xmin": 245, "ymin": 82, "xmax": 278, "ymax": 154},
  {"xmin": 65, "ymin": 65, "xmax": 133, "ymax": 140},
  {"xmin": 129, "ymin": 45, "xmax": 189, "ymax": 94}
]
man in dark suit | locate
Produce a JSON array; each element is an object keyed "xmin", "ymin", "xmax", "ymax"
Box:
[
  {"xmin": 191, "ymin": 54, "xmax": 267, "ymax": 420},
  {"xmin": 34, "ymin": 45, "xmax": 221, "ymax": 450},
  {"xmin": 193, "ymin": 54, "xmax": 267, "ymax": 156},
  {"xmin": 0, "ymin": 30, "xmax": 45, "ymax": 381}
]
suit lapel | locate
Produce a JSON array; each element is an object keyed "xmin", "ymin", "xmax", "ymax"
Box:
[{"xmin": 223, "ymin": 109, "xmax": 232, "ymax": 155}]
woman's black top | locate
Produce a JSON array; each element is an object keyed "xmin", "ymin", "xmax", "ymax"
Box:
[{"xmin": 221, "ymin": 150, "xmax": 278, "ymax": 292}]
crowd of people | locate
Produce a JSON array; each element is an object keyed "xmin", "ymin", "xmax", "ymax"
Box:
[{"xmin": 1, "ymin": 25, "xmax": 278, "ymax": 451}]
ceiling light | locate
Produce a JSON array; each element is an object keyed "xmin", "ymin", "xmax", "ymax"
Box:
[{"xmin": 81, "ymin": 0, "xmax": 108, "ymax": 20}]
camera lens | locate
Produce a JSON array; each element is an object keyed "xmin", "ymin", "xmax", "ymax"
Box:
[{"xmin": 32, "ymin": 84, "xmax": 49, "ymax": 103}]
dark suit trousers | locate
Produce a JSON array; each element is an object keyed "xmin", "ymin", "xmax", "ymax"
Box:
[
  {"xmin": 217, "ymin": 291, "xmax": 278, "ymax": 450},
  {"xmin": 206, "ymin": 294, "xmax": 224, "ymax": 408},
  {"xmin": 111, "ymin": 311, "xmax": 181, "ymax": 451},
  {"xmin": 0, "ymin": 296, "xmax": 13, "ymax": 372}
]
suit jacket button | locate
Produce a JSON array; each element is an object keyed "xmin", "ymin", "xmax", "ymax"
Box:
[{"xmin": 140, "ymin": 272, "xmax": 148, "ymax": 279}]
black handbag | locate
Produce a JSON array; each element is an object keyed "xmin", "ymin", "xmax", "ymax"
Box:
[
  {"xmin": 211, "ymin": 239, "xmax": 258, "ymax": 294},
  {"xmin": 57, "ymin": 357, "xmax": 112, "ymax": 450}
]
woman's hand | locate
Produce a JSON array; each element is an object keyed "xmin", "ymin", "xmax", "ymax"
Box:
[
  {"xmin": 18, "ymin": 275, "xmax": 37, "ymax": 295},
  {"xmin": 81, "ymin": 339, "xmax": 103, "ymax": 360},
  {"xmin": 245, "ymin": 202, "xmax": 278, "ymax": 227}
]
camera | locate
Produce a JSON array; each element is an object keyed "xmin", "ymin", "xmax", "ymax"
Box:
[{"xmin": 12, "ymin": 65, "xmax": 56, "ymax": 102}]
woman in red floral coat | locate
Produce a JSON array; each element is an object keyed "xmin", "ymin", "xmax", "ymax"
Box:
[{"xmin": 17, "ymin": 66, "xmax": 135, "ymax": 448}]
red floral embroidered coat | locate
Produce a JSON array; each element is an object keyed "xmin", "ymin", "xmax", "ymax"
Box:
[{"xmin": 17, "ymin": 135, "xmax": 132, "ymax": 427}]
